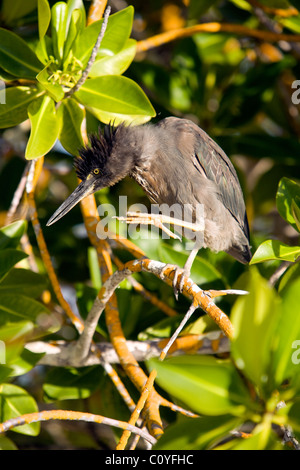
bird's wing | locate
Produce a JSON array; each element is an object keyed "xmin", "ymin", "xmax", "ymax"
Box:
[{"xmin": 158, "ymin": 117, "xmax": 250, "ymax": 241}]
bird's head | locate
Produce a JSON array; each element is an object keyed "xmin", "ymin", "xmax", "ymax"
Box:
[{"xmin": 47, "ymin": 123, "xmax": 137, "ymax": 226}]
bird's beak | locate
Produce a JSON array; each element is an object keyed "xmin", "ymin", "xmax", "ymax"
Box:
[{"xmin": 46, "ymin": 178, "xmax": 95, "ymax": 226}]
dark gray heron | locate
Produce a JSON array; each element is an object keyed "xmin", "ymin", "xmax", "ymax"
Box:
[{"xmin": 47, "ymin": 117, "xmax": 251, "ymax": 296}]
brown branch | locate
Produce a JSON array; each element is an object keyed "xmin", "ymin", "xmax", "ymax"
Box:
[
  {"xmin": 136, "ymin": 22, "xmax": 300, "ymax": 53},
  {"xmin": 116, "ymin": 370, "xmax": 157, "ymax": 450}
]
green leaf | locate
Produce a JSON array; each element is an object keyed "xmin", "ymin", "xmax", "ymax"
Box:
[
  {"xmin": 36, "ymin": 63, "xmax": 65, "ymax": 101},
  {"xmin": 38, "ymin": 0, "xmax": 51, "ymax": 40},
  {"xmin": 0, "ymin": 383, "xmax": 39, "ymax": 435},
  {"xmin": 0, "ymin": 434, "xmax": 18, "ymax": 450},
  {"xmin": 43, "ymin": 367, "xmax": 101, "ymax": 401},
  {"xmin": 75, "ymin": 75, "xmax": 156, "ymax": 125},
  {"xmin": 250, "ymin": 239, "xmax": 300, "ymax": 264},
  {"xmin": 0, "ymin": 86, "xmax": 45, "ymax": 129},
  {"xmin": 280, "ymin": 16, "xmax": 300, "ymax": 33},
  {"xmin": 158, "ymin": 244, "xmax": 224, "ymax": 286},
  {"xmin": 2, "ymin": 0, "xmax": 37, "ymax": 24},
  {"xmin": 0, "ymin": 28, "xmax": 43, "ymax": 79},
  {"xmin": 147, "ymin": 356, "xmax": 253, "ymax": 416},
  {"xmin": 270, "ymin": 278, "xmax": 300, "ymax": 389},
  {"xmin": 0, "ymin": 321, "xmax": 34, "ymax": 364},
  {"xmin": 51, "ymin": 1, "xmax": 68, "ymax": 64},
  {"xmin": 0, "ymin": 250, "xmax": 28, "ymax": 283},
  {"xmin": 25, "ymin": 95, "xmax": 61, "ymax": 160},
  {"xmin": 0, "ymin": 220, "xmax": 27, "ymax": 250},
  {"xmin": 276, "ymin": 177, "xmax": 300, "ymax": 232},
  {"xmin": 0, "ymin": 268, "xmax": 48, "ymax": 298},
  {"xmin": 58, "ymin": 98, "xmax": 85, "ymax": 155},
  {"xmin": 188, "ymin": 0, "xmax": 220, "ymax": 19},
  {"xmin": 231, "ymin": 269, "xmax": 280, "ymax": 395},
  {"xmin": 89, "ymin": 39, "xmax": 137, "ymax": 77},
  {"xmin": 66, "ymin": 0, "xmax": 86, "ymax": 32},
  {"xmin": 0, "ymin": 294, "xmax": 50, "ymax": 323},
  {"xmin": 74, "ymin": 6, "xmax": 134, "ymax": 68},
  {"xmin": 154, "ymin": 415, "xmax": 242, "ymax": 450},
  {"xmin": 63, "ymin": 9, "xmax": 83, "ymax": 65}
]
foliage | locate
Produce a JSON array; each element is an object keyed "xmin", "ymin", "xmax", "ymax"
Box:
[{"xmin": 0, "ymin": 0, "xmax": 300, "ymax": 451}]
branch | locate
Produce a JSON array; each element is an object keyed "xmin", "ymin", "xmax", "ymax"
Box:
[
  {"xmin": 0, "ymin": 409, "xmax": 156, "ymax": 446},
  {"xmin": 25, "ymin": 331, "xmax": 230, "ymax": 366},
  {"xmin": 136, "ymin": 22, "xmax": 300, "ymax": 53},
  {"xmin": 65, "ymin": 5, "xmax": 111, "ymax": 98}
]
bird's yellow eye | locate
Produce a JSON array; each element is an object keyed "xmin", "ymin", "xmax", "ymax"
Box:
[{"xmin": 93, "ymin": 169, "xmax": 100, "ymax": 175}]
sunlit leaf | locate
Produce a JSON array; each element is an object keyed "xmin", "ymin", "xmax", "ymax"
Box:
[
  {"xmin": 75, "ymin": 75, "xmax": 156, "ymax": 125},
  {"xmin": 51, "ymin": 1, "xmax": 68, "ymax": 64},
  {"xmin": 0, "ymin": 221, "xmax": 27, "ymax": 250},
  {"xmin": 250, "ymin": 239, "xmax": 300, "ymax": 264},
  {"xmin": 0, "ymin": 384, "xmax": 39, "ymax": 435},
  {"xmin": 25, "ymin": 95, "xmax": 61, "ymax": 159},
  {"xmin": 0, "ymin": 87, "xmax": 44, "ymax": 129},
  {"xmin": 276, "ymin": 177, "xmax": 300, "ymax": 232},
  {"xmin": 231, "ymin": 269, "xmax": 280, "ymax": 396},
  {"xmin": 89, "ymin": 39, "xmax": 136, "ymax": 77},
  {"xmin": 58, "ymin": 98, "xmax": 85, "ymax": 155},
  {"xmin": 147, "ymin": 356, "xmax": 253, "ymax": 416}
]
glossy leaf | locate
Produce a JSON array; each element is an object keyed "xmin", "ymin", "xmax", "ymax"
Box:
[
  {"xmin": 89, "ymin": 39, "xmax": 137, "ymax": 77},
  {"xmin": 51, "ymin": 1, "xmax": 68, "ymax": 64},
  {"xmin": 250, "ymin": 239, "xmax": 300, "ymax": 264},
  {"xmin": 231, "ymin": 269, "xmax": 280, "ymax": 395},
  {"xmin": 25, "ymin": 95, "xmax": 61, "ymax": 160},
  {"xmin": 66, "ymin": 0, "xmax": 86, "ymax": 32},
  {"xmin": 270, "ymin": 278, "xmax": 300, "ymax": 389},
  {"xmin": 0, "ymin": 268, "xmax": 48, "ymax": 298},
  {"xmin": 147, "ymin": 356, "xmax": 253, "ymax": 416},
  {"xmin": 0, "ymin": 28, "xmax": 43, "ymax": 79},
  {"xmin": 0, "ymin": 383, "xmax": 39, "ymax": 435},
  {"xmin": 58, "ymin": 98, "xmax": 85, "ymax": 155},
  {"xmin": 74, "ymin": 6, "xmax": 134, "ymax": 68},
  {"xmin": 75, "ymin": 75, "xmax": 156, "ymax": 125},
  {"xmin": 0, "ymin": 220, "xmax": 27, "ymax": 250},
  {"xmin": 276, "ymin": 177, "xmax": 300, "ymax": 232},
  {"xmin": 0, "ymin": 321, "xmax": 34, "ymax": 364},
  {"xmin": 0, "ymin": 294, "xmax": 50, "ymax": 323},
  {"xmin": 38, "ymin": 0, "xmax": 51, "ymax": 40},
  {"xmin": 154, "ymin": 415, "xmax": 242, "ymax": 450},
  {"xmin": 0, "ymin": 86, "xmax": 44, "ymax": 129},
  {"xmin": 0, "ymin": 250, "xmax": 28, "ymax": 283}
]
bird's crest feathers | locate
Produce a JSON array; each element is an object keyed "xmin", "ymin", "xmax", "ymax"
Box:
[{"xmin": 74, "ymin": 124, "xmax": 123, "ymax": 181}]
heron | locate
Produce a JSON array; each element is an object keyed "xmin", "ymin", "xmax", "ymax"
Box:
[{"xmin": 47, "ymin": 117, "xmax": 251, "ymax": 296}]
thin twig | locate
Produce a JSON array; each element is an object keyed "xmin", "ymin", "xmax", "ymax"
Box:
[
  {"xmin": 0, "ymin": 409, "xmax": 156, "ymax": 445},
  {"xmin": 116, "ymin": 370, "xmax": 157, "ymax": 450},
  {"xmin": 65, "ymin": 5, "xmax": 111, "ymax": 98}
]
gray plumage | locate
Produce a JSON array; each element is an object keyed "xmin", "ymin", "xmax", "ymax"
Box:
[{"xmin": 47, "ymin": 117, "xmax": 251, "ymax": 286}]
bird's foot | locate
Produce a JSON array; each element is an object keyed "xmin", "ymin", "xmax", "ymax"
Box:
[
  {"xmin": 172, "ymin": 266, "xmax": 191, "ymax": 300},
  {"xmin": 161, "ymin": 264, "xmax": 190, "ymax": 300}
]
